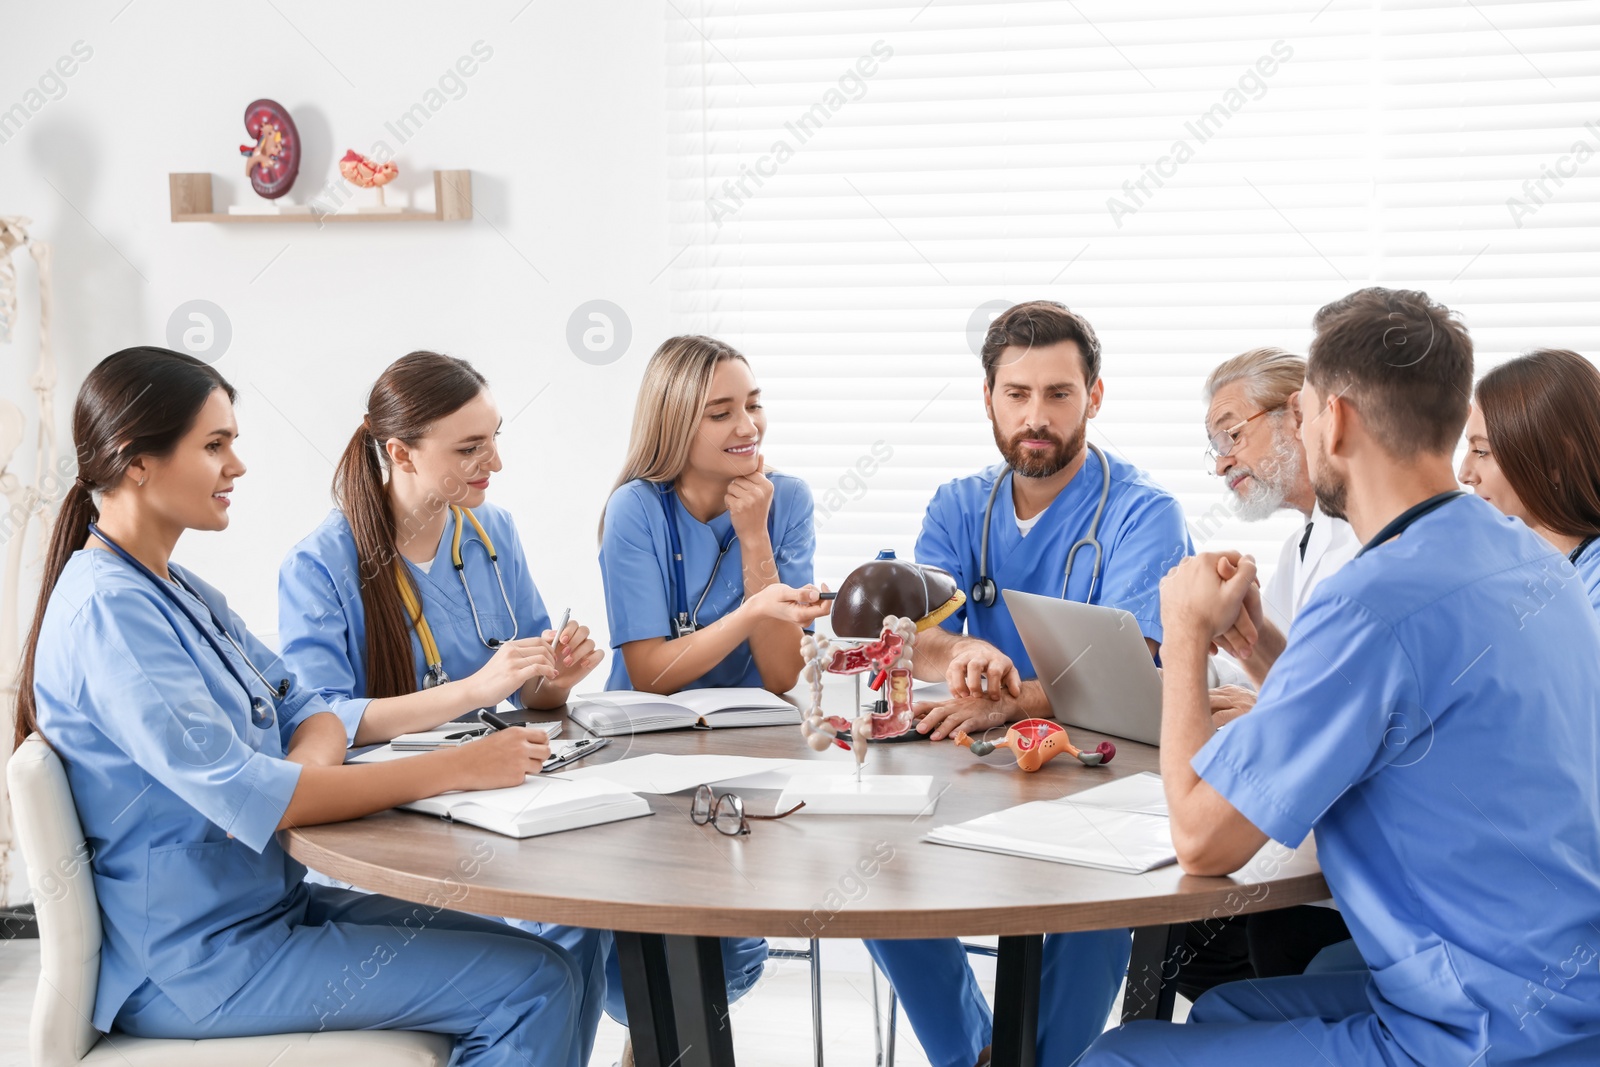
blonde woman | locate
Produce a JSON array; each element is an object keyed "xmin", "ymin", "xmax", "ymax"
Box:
[
  {"xmin": 596, "ymin": 335, "xmax": 828, "ymax": 1027},
  {"xmin": 599, "ymin": 334, "xmax": 827, "ymax": 693}
]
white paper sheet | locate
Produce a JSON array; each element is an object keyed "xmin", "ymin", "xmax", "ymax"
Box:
[
  {"xmin": 927, "ymin": 801, "xmax": 1175, "ymax": 874},
  {"xmin": 1063, "ymin": 771, "xmax": 1169, "ymax": 817},
  {"xmin": 551, "ymin": 754, "xmax": 806, "ymax": 794}
]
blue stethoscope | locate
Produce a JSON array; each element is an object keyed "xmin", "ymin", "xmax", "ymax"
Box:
[
  {"xmin": 89, "ymin": 524, "xmax": 287, "ymax": 729},
  {"xmin": 656, "ymin": 483, "xmax": 746, "ymax": 639},
  {"xmin": 970, "ymin": 442, "xmax": 1111, "ymax": 607}
]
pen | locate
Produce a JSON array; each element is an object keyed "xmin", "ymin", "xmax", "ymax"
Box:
[
  {"xmin": 532, "ymin": 607, "xmax": 572, "ymax": 695},
  {"xmin": 818, "ymin": 592, "xmax": 837, "ymax": 601},
  {"xmin": 478, "ymin": 708, "xmax": 516, "ymax": 731}
]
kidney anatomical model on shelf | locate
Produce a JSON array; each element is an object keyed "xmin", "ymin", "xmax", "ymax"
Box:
[{"xmin": 239, "ymin": 98, "xmax": 300, "ymax": 200}]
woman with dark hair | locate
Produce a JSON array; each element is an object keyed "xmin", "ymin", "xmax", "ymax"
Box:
[
  {"xmin": 276, "ymin": 350, "xmax": 608, "ymax": 1057},
  {"xmin": 1459, "ymin": 347, "xmax": 1600, "ymax": 608},
  {"xmin": 19, "ymin": 347, "xmax": 587, "ymax": 1064}
]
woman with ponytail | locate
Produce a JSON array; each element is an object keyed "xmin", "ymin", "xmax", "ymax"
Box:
[
  {"xmin": 278, "ymin": 350, "xmax": 602, "ymax": 747},
  {"xmin": 19, "ymin": 347, "xmax": 587, "ymax": 1065},
  {"xmin": 275, "ymin": 350, "xmax": 607, "ymax": 1056}
]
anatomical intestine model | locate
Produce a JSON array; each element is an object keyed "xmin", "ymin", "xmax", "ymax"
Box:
[
  {"xmin": 799, "ymin": 552, "xmax": 966, "ymax": 774},
  {"xmin": 339, "ymin": 149, "xmax": 400, "ymax": 210},
  {"xmin": 238, "ymin": 99, "xmax": 300, "ymax": 200}
]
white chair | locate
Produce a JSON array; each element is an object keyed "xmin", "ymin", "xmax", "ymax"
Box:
[{"xmin": 7, "ymin": 735, "xmax": 453, "ymax": 1066}]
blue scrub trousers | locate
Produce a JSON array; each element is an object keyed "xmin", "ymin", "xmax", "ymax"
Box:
[
  {"xmin": 868, "ymin": 928, "xmax": 1131, "ymax": 1067},
  {"xmin": 1081, "ymin": 970, "xmax": 1422, "ymax": 1066},
  {"xmin": 114, "ymin": 886, "xmax": 591, "ymax": 1067},
  {"xmin": 602, "ymin": 936, "xmax": 769, "ymax": 1025}
]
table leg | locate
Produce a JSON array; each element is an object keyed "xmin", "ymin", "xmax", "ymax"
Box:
[
  {"xmin": 616, "ymin": 932, "xmax": 678, "ymax": 1067},
  {"xmin": 664, "ymin": 934, "xmax": 737, "ymax": 1067},
  {"xmin": 1120, "ymin": 924, "xmax": 1182, "ymax": 1023},
  {"xmin": 990, "ymin": 934, "xmax": 1043, "ymax": 1067}
]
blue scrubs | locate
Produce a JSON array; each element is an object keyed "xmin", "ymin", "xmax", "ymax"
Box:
[
  {"xmin": 1571, "ymin": 535, "xmax": 1600, "ymax": 612},
  {"xmin": 1083, "ymin": 496, "xmax": 1600, "ymax": 1066},
  {"xmin": 599, "ymin": 472, "xmax": 816, "ymax": 690},
  {"xmin": 873, "ymin": 449, "xmax": 1191, "ymax": 1067},
  {"xmin": 33, "ymin": 549, "xmax": 585, "ymax": 1066},
  {"xmin": 278, "ymin": 503, "xmax": 551, "ymax": 744},
  {"xmin": 917, "ymin": 450, "xmax": 1193, "ymax": 679},
  {"xmin": 278, "ymin": 504, "xmax": 608, "ymax": 1058},
  {"xmin": 596, "ymin": 472, "xmax": 816, "ymax": 1021}
]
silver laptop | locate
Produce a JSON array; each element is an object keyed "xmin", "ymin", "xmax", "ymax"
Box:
[{"xmin": 1003, "ymin": 589, "xmax": 1163, "ymax": 746}]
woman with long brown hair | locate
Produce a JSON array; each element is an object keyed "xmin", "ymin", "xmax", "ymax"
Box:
[
  {"xmin": 1459, "ymin": 347, "xmax": 1600, "ymax": 608},
  {"xmin": 18, "ymin": 347, "xmax": 586, "ymax": 1062},
  {"xmin": 276, "ymin": 350, "xmax": 608, "ymax": 1057}
]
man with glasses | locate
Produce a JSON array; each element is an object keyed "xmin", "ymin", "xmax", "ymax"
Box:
[
  {"xmin": 1169, "ymin": 347, "xmax": 1358, "ymax": 1007},
  {"xmin": 1203, "ymin": 347, "xmax": 1358, "ymax": 723}
]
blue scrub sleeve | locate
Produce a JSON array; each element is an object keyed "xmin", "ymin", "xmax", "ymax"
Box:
[
  {"xmin": 1192, "ymin": 592, "xmax": 1413, "ymax": 847},
  {"xmin": 773, "ymin": 478, "xmax": 817, "ymax": 588},
  {"xmin": 1096, "ymin": 493, "xmax": 1191, "ymax": 646},
  {"xmin": 277, "ymin": 551, "xmax": 372, "ymax": 744},
  {"xmin": 75, "ymin": 585, "xmax": 303, "ymax": 853},
  {"xmin": 600, "ymin": 485, "xmax": 675, "ymax": 648},
  {"xmin": 915, "ymin": 484, "xmax": 970, "ymax": 635}
]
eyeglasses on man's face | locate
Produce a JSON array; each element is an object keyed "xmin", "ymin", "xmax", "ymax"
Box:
[
  {"xmin": 1205, "ymin": 405, "xmax": 1283, "ymax": 466},
  {"xmin": 690, "ymin": 784, "xmax": 805, "ymax": 836}
]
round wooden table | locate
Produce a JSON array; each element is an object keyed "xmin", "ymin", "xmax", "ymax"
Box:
[{"xmin": 284, "ymin": 719, "xmax": 1327, "ymax": 1067}]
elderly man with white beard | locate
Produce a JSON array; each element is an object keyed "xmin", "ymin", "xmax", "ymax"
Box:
[
  {"xmin": 1160, "ymin": 346, "xmax": 1359, "ymax": 1007},
  {"xmin": 1202, "ymin": 347, "xmax": 1359, "ymax": 724}
]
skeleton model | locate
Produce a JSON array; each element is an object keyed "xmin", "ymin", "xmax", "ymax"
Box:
[{"xmin": 0, "ymin": 214, "xmax": 58, "ymax": 899}]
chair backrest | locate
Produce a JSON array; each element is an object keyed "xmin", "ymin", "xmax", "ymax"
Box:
[{"xmin": 7, "ymin": 734, "xmax": 103, "ymax": 1067}]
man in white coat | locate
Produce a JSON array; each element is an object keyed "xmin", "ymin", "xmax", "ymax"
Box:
[
  {"xmin": 1171, "ymin": 347, "xmax": 1359, "ymax": 1002},
  {"xmin": 1204, "ymin": 347, "xmax": 1360, "ymax": 722}
]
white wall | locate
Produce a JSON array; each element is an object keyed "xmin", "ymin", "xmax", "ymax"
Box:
[{"xmin": 0, "ymin": 0, "xmax": 673, "ymax": 652}]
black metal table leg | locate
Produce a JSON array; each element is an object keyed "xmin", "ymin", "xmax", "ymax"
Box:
[
  {"xmin": 616, "ymin": 931, "xmax": 679, "ymax": 1067},
  {"xmin": 1121, "ymin": 924, "xmax": 1182, "ymax": 1023},
  {"xmin": 664, "ymin": 934, "xmax": 736, "ymax": 1067},
  {"xmin": 991, "ymin": 934, "xmax": 1043, "ymax": 1067}
]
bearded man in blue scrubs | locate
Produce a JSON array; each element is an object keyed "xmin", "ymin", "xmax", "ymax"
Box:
[
  {"xmin": 1082, "ymin": 287, "xmax": 1600, "ymax": 1066},
  {"xmin": 868, "ymin": 300, "xmax": 1192, "ymax": 1067}
]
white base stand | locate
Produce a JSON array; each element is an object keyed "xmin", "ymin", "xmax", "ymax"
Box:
[
  {"xmin": 778, "ymin": 774, "xmax": 937, "ymax": 815},
  {"xmin": 228, "ymin": 202, "xmax": 313, "ymax": 215}
]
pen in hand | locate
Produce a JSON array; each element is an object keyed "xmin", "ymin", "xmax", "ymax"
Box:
[{"xmin": 532, "ymin": 607, "xmax": 571, "ymax": 695}]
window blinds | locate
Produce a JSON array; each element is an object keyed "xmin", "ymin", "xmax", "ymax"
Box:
[{"xmin": 664, "ymin": 0, "xmax": 1600, "ymax": 586}]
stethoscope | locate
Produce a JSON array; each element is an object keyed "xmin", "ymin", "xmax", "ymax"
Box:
[
  {"xmin": 88, "ymin": 524, "xmax": 288, "ymax": 729},
  {"xmin": 1355, "ymin": 490, "xmax": 1465, "ymax": 558},
  {"xmin": 395, "ymin": 505, "xmax": 517, "ymax": 688},
  {"xmin": 1570, "ymin": 534, "xmax": 1598, "ymax": 567},
  {"xmin": 970, "ymin": 442, "xmax": 1111, "ymax": 608},
  {"xmin": 656, "ymin": 483, "xmax": 743, "ymax": 639}
]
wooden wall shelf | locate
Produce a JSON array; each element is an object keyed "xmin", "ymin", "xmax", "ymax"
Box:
[{"xmin": 168, "ymin": 170, "xmax": 472, "ymax": 223}]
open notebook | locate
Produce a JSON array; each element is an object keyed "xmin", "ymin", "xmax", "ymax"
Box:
[
  {"xmin": 926, "ymin": 771, "xmax": 1174, "ymax": 874},
  {"xmin": 399, "ymin": 776, "xmax": 651, "ymax": 839},
  {"xmin": 569, "ymin": 687, "xmax": 799, "ymax": 736}
]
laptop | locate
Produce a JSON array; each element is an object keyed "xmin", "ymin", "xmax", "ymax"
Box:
[{"xmin": 1003, "ymin": 589, "xmax": 1163, "ymax": 746}]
